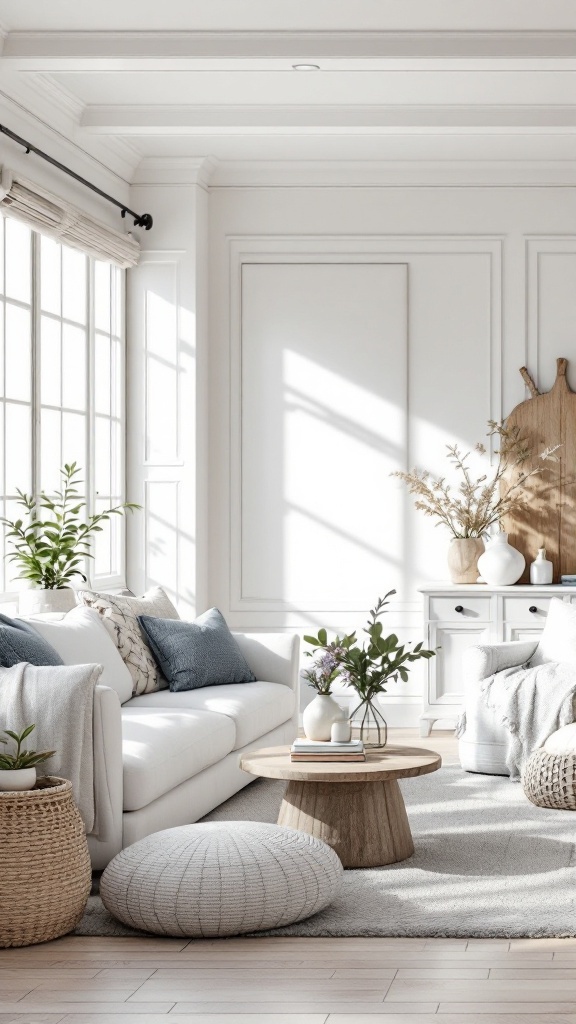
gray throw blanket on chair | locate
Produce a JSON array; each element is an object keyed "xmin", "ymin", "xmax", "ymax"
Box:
[
  {"xmin": 478, "ymin": 661, "xmax": 576, "ymax": 779},
  {"xmin": 0, "ymin": 661, "xmax": 103, "ymax": 832}
]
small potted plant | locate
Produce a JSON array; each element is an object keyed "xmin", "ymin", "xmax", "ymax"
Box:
[
  {"xmin": 0, "ymin": 724, "xmax": 55, "ymax": 791},
  {"xmin": 305, "ymin": 591, "xmax": 435, "ymax": 747},
  {"xmin": 0, "ymin": 462, "xmax": 140, "ymax": 614}
]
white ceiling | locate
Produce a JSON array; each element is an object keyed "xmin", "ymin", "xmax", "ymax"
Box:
[{"xmin": 2, "ymin": 1, "xmax": 576, "ymax": 182}]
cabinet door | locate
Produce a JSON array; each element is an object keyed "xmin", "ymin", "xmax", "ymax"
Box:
[
  {"xmin": 428, "ymin": 622, "xmax": 492, "ymax": 707},
  {"xmin": 505, "ymin": 625, "xmax": 544, "ymax": 643}
]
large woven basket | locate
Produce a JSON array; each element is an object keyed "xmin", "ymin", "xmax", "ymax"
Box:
[
  {"xmin": 0, "ymin": 776, "xmax": 91, "ymax": 947},
  {"xmin": 522, "ymin": 749, "xmax": 576, "ymax": 811}
]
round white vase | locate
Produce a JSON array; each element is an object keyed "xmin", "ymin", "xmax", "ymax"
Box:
[
  {"xmin": 302, "ymin": 694, "xmax": 345, "ymax": 741},
  {"xmin": 18, "ymin": 588, "xmax": 77, "ymax": 616},
  {"xmin": 0, "ymin": 767, "xmax": 36, "ymax": 791},
  {"xmin": 477, "ymin": 532, "xmax": 525, "ymax": 586}
]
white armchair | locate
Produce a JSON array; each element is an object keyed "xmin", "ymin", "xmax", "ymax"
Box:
[{"xmin": 459, "ymin": 639, "xmax": 539, "ymax": 775}]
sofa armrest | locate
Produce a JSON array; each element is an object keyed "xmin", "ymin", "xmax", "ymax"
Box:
[
  {"xmin": 233, "ymin": 633, "xmax": 300, "ymax": 690},
  {"xmin": 463, "ymin": 640, "xmax": 539, "ymax": 687},
  {"xmin": 88, "ymin": 684, "xmax": 123, "ymax": 869}
]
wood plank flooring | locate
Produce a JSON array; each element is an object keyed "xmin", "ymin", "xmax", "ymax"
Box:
[{"xmin": 2, "ymin": 729, "xmax": 575, "ymax": 1024}]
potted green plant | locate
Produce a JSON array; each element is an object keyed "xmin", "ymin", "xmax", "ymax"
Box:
[
  {"xmin": 0, "ymin": 462, "xmax": 140, "ymax": 614},
  {"xmin": 304, "ymin": 591, "xmax": 435, "ymax": 748},
  {"xmin": 0, "ymin": 724, "xmax": 55, "ymax": 791}
]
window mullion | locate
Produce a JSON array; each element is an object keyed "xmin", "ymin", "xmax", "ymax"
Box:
[{"xmin": 31, "ymin": 232, "xmax": 41, "ymax": 499}]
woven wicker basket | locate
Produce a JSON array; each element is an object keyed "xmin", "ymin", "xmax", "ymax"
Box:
[
  {"xmin": 522, "ymin": 749, "xmax": 576, "ymax": 811},
  {"xmin": 0, "ymin": 776, "xmax": 91, "ymax": 947}
]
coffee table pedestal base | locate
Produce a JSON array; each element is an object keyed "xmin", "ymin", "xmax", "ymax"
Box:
[{"xmin": 278, "ymin": 778, "xmax": 414, "ymax": 868}]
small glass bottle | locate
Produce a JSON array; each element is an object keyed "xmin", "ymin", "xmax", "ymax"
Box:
[{"xmin": 530, "ymin": 547, "xmax": 553, "ymax": 585}]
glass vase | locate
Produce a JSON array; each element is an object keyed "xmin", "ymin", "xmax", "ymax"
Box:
[{"xmin": 349, "ymin": 697, "xmax": 388, "ymax": 749}]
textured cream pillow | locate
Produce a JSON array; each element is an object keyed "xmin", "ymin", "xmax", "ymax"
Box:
[
  {"xmin": 544, "ymin": 723, "xmax": 576, "ymax": 755},
  {"xmin": 531, "ymin": 598, "xmax": 576, "ymax": 667},
  {"xmin": 78, "ymin": 587, "xmax": 180, "ymax": 696}
]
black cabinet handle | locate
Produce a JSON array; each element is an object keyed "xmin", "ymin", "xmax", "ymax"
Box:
[
  {"xmin": 529, "ymin": 606, "xmax": 537, "ymax": 614},
  {"xmin": 455, "ymin": 605, "xmax": 464, "ymax": 613}
]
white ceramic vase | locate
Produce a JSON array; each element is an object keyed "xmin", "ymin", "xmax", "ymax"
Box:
[
  {"xmin": 18, "ymin": 587, "xmax": 77, "ymax": 616},
  {"xmin": 0, "ymin": 767, "xmax": 36, "ymax": 791},
  {"xmin": 302, "ymin": 694, "xmax": 345, "ymax": 741},
  {"xmin": 477, "ymin": 531, "xmax": 525, "ymax": 586}
]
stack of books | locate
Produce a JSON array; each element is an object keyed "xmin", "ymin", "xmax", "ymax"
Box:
[
  {"xmin": 290, "ymin": 738, "xmax": 365, "ymax": 762},
  {"xmin": 561, "ymin": 575, "xmax": 576, "ymax": 586}
]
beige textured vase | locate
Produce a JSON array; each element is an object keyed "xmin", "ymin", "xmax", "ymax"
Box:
[{"xmin": 447, "ymin": 537, "xmax": 485, "ymax": 584}]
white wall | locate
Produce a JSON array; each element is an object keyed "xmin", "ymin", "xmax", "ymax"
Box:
[{"xmin": 206, "ymin": 182, "xmax": 576, "ymax": 722}]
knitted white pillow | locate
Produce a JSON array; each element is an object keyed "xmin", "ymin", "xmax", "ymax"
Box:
[
  {"xmin": 531, "ymin": 597, "xmax": 576, "ymax": 667},
  {"xmin": 78, "ymin": 587, "xmax": 179, "ymax": 695},
  {"xmin": 544, "ymin": 722, "xmax": 576, "ymax": 754}
]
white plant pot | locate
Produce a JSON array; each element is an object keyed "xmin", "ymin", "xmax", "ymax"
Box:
[
  {"xmin": 18, "ymin": 588, "xmax": 77, "ymax": 616},
  {"xmin": 302, "ymin": 694, "xmax": 345, "ymax": 741},
  {"xmin": 0, "ymin": 767, "xmax": 36, "ymax": 791},
  {"xmin": 477, "ymin": 532, "xmax": 525, "ymax": 586}
]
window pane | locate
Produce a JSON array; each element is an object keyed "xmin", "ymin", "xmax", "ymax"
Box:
[
  {"xmin": 0, "ymin": 215, "xmax": 4, "ymax": 297},
  {"xmin": 41, "ymin": 315, "xmax": 61, "ymax": 407},
  {"xmin": 94, "ymin": 332, "xmax": 111, "ymax": 415},
  {"xmin": 62, "ymin": 324, "xmax": 87, "ymax": 411},
  {"xmin": 94, "ymin": 415, "xmax": 111, "ymax": 495},
  {"xmin": 0, "ymin": 301, "xmax": 4, "ymax": 398},
  {"xmin": 62, "ymin": 411, "xmax": 86, "ymax": 474},
  {"xmin": 40, "ymin": 235, "xmax": 61, "ymax": 316},
  {"xmin": 5, "ymin": 402, "xmax": 31, "ymax": 494},
  {"xmin": 94, "ymin": 260, "xmax": 111, "ymax": 333},
  {"xmin": 62, "ymin": 245, "xmax": 87, "ymax": 324},
  {"xmin": 5, "ymin": 303, "xmax": 31, "ymax": 402},
  {"xmin": 40, "ymin": 408, "xmax": 61, "ymax": 493},
  {"xmin": 93, "ymin": 496, "xmax": 112, "ymax": 577},
  {"xmin": 4, "ymin": 219, "xmax": 31, "ymax": 304}
]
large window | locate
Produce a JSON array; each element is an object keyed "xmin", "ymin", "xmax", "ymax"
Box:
[{"xmin": 0, "ymin": 213, "xmax": 125, "ymax": 594}]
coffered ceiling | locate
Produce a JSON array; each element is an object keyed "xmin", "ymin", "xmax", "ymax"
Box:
[{"xmin": 2, "ymin": 0, "xmax": 576, "ymax": 183}]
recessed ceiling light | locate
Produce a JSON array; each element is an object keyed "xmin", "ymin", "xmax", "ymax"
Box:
[{"xmin": 292, "ymin": 63, "xmax": 320, "ymax": 71}]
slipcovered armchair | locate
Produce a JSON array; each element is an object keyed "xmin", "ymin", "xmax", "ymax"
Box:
[{"xmin": 459, "ymin": 639, "xmax": 539, "ymax": 775}]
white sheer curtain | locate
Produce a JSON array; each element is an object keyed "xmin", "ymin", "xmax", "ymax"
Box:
[{"xmin": 0, "ymin": 168, "xmax": 140, "ymax": 268}]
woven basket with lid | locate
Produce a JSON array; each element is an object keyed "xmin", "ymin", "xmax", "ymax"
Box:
[{"xmin": 0, "ymin": 776, "xmax": 91, "ymax": 947}]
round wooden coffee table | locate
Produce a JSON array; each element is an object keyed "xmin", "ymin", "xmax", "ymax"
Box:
[{"xmin": 241, "ymin": 744, "xmax": 441, "ymax": 869}]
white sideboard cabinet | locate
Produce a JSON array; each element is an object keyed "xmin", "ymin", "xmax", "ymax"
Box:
[{"xmin": 418, "ymin": 583, "xmax": 576, "ymax": 737}]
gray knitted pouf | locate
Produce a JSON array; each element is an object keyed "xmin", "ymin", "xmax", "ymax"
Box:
[{"xmin": 100, "ymin": 821, "xmax": 343, "ymax": 937}]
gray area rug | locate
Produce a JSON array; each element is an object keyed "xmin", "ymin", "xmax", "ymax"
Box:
[{"xmin": 76, "ymin": 764, "xmax": 576, "ymax": 938}]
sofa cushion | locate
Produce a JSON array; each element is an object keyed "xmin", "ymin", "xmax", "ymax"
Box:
[
  {"xmin": 121, "ymin": 707, "xmax": 236, "ymax": 811},
  {"xmin": 21, "ymin": 606, "xmax": 133, "ymax": 704},
  {"xmin": 531, "ymin": 598, "xmax": 576, "ymax": 667},
  {"xmin": 0, "ymin": 613, "xmax": 63, "ymax": 667},
  {"xmin": 78, "ymin": 587, "xmax": 179, "ymax": 696},
  {"xmin": 128, "ymin": 680, "xmax": 295, "ymax": 750},
  {"xmin": 138, "ymin": 607, "xmax": 256, "ymax": 692}
]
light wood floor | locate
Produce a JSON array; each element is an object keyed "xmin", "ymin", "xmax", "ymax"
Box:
[{"xmin": 2, "ymin": 729, "xmax": 576, "ymax": 1024}]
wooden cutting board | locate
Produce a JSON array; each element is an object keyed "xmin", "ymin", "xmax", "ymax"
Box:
[{"xmin": 502, "ymin": 357, "xmax": 576, "ymax": 583}]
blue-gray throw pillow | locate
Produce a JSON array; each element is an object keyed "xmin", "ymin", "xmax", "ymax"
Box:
[
  {"xmin": 0, "ymin": 614, "xmax": 63, "ymax": 668},
  {"xmin": 138, "ymin": 608, "xmax": 256, "ymax": 692}
]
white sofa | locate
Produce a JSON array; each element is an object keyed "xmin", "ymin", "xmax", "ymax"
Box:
[
  {"xmin": 458, "ymin": 639, "xmax": 539, "ymax": 775},
  {"xmin": 87, "ymin": 632, "xmax": 299, "ymax": 868}
]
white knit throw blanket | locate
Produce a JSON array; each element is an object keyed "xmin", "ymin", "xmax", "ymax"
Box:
[
  {"xmin": 475, "ymin": 661, "xmax": 576, "ymax": 779},
  {"xmin": 0, "ymin": 661, "xmax": 102, "ymax": 832}
]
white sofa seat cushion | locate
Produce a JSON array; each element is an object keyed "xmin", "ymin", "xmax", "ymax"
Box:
[
  {"xmin": 121, "ymin": 707, "xmax": 236, "ymax": 811},
  {"xmin": 128, "ymin": 680, "xmax": 295, "ymax": 750}
]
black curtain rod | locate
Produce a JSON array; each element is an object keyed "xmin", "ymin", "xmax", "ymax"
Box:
[{"xmin": 0, "ymin": 123, "xmax": 153, "ymax": 230}]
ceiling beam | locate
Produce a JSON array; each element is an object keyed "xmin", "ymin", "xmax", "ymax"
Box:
[
  {"xmin": 5, "ymin": 31, "xmax": 576, "ymax": 70},
  {"xmin": 80, "ymin": 104, "xmax": 576, "ymax": 134}
]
